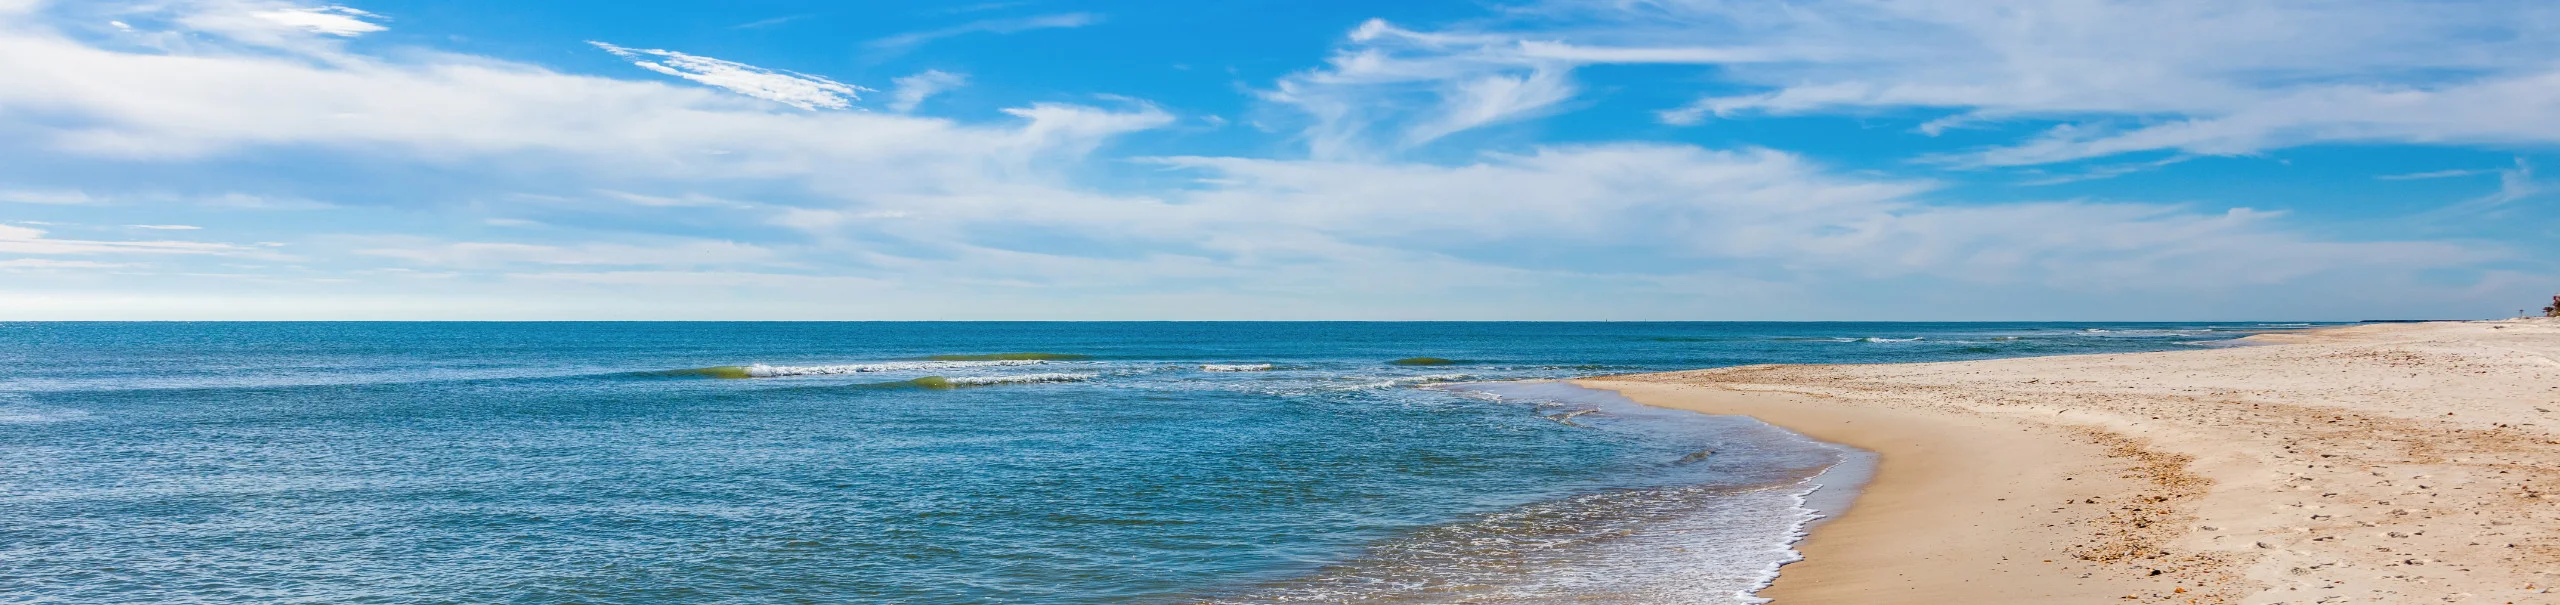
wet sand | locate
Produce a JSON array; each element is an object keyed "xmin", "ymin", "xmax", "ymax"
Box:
[{"xmin": 1579, "ymin": 318, "xmax": 2560, "ymax": 603}]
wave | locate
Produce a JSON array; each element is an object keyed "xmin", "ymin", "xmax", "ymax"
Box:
[
  {"xmin": 939, "ymin": 373, "xmax": 1093, "ymax": 386},
  {"xmin": 1341, "ymin": 373, "xmax": 1478, "ymax": 390},
  {"xmin": 0, "ymin": 407, "xmax": 88, "ymax": 424},
  {"xmin": 859, "ymin": 373, "xmax": 1097, "ymax": 389},
  {"xmin": 1200, "ymin": 364, "xmax": 1273, "ymax": 372},
  {"xmin": 1859, "ymin": 337, "xmax": 1923, "ymax": 343},
  {"xmin": 2079, "ymin": 328, "xmax": 2221, "ymax": 338},
  {"xmin": 921, "ymin": 353, "xmax": 1093, "ymax": 362},
  {"xmin": 658, "ymin": 360, "xmax": 1050, "ymax": 379},
  {"xmin": 1198, "ymin": 479, "xmax": 1829, "ymax": 604}
]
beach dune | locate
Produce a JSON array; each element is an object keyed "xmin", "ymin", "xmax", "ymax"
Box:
[{"xmin": 1580, "ymin": 318, "xmax": 2560, "ymax": 604}]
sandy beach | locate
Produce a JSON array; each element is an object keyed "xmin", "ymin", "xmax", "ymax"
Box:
[{"xmin": 1579, "ymin": 318, "xmax": 2560, "ymax": 604}]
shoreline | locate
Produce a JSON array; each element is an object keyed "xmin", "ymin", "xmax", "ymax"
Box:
[
  {"xmin": 1580, "ymin": 318, "xmax": 2560, "ymax": 604},
  {"xmin": 1572, "ymin": 378, "xmax": 2197, "ymax": 602}
]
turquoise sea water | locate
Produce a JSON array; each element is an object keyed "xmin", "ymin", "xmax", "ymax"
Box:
[{"xmin": 0, "ymin": 322, "xmax": 2306, "ymax": 603}]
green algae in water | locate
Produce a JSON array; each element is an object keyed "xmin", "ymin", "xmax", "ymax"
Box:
[
  {"xmin": 923, "ymin": 353, "xmax": 1094, "ymax": 361},
  {"xmin": 1387, "ymin": 357, "xmax": 1461, "ymax": 366},
  {"xmin": 859, "ymin": 376, "xmax": 957, "ymax": 389},
  {"xmin": 655, "ymin": 365, "xmax": 756, "ymax": 379}
]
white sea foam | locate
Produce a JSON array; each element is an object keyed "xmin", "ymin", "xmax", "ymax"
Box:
[
  {"xmin": 1204, "ymin": 478, "xmax": 1837, "ymax": 604},
  {"xmin": 2080, "ymin": 328, "xmax": 2215, "ymax": 338},
  {"xmin": 1200, "ymin": 364, "xmax": 1273, "ymax": 372},
  {"xmin": 1859, "ymin": 336, "xmax": 1923, "ymax": 343},
  {"xmin": 1199, "ymin": 380, "xmax": 1876, "ymax": 605},
  {"xmin": 742, "ymin": 360, "xmax": 1046, "ymax": 377},
  {"xmin": 939, "ymin": 373, "xmax": 1094, "ymax": 386},
  {"xmin": 0, "ymin": 407, "xmax": 88, "ymax": 423},
  {"xmin": 1337, "ymin": 373, "xmax": 1478, "ymax": 390}
]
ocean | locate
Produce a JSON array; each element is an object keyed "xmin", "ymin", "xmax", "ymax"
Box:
[{"xmin": 0, "ymin": 322, "xmax": 2304, "ymax": 604}]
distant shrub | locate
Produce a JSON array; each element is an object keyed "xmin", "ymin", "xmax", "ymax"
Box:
[{"xmin": 2546, "ymin": 294, "xmax": 2560, "ymax": 318}]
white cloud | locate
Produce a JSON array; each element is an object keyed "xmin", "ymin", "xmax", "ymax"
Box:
[
  {"xmin": 1278, "ymin": 1, "xmax": 2560, "ymax": 165},
  {"xmin": 245, "ymin": 4, "xmax": 381, "ymax": 36},
  {"xmin": 887, "ymin": 69, "xmax": 967, "ymax": 113},
  {"xmin": 126, "ymin": 224, "xmax": 202, "ymax": 230},
  {"xmin": 0, "ymin": 189, "xmax": 96, "ymax": 204},
  {"xmin": 0, "ymin": 223, "xmax": 248, "ymax": 255},
  {"xmin": 1261, "ymin": 19, "xmax": 1786, "ymax": 158},
  {"xmin": 590, "ymin": 42, "xmax": 871, "ymax": 111},
  {"xmin": 0, "ymin": 189, "xmax": 328, "ymax": 208},
  {"xmin": 2379, "ymin": 169, "xmax": 2492, "ymax": 181},
  {"xmin": 728, "ymin": 14, "xmax": 806, "ymax": 30},
  {"xmin": 597, "ymin": 190, "xmax": 748, "ymax": 208},
  {"xmin": 166, "ymin": 1, "xmax": 387, "ymax": 50},
  {"xmin": 352, "ymin": 238, "xmax": 776, "ymax": 268},
  {"xmin": 0, "ymin": 258, "xmax": 135, "ymax": 270},
  {"xmin": 2014, "ymin": 156, "xmax": 2193, "ymax": 186},
  {"xmin": 0, "ymin": 18, "xmax": 1171, "ymax": 194},
  {"xmin": 2470, "ymin": 160, "xmax": 2544, "ymax": 209},
  {"xmin": 1136, "ymin": 145, "xmax": 2485, "ymax": 289},
  {"xmin": 866, "ymin": 13, "xmax": 1099, "ymax": 56},
  {"xmin": 503, "ymin": 270, "xmax": 881, "ymax": 288},
  {"xmin": 0, "ymin": 0, "xmax": 2534, "ymax": 319}
]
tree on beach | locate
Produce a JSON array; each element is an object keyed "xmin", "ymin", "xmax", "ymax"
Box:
[{"xmin": 2546, "ymin": 294, "xmax": 2560, "ymax": 317}]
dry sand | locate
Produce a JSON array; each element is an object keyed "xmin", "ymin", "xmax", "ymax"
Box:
[{"xmin": 1577, "ymin": 318, "xmax": 2560, "ymax": 604}]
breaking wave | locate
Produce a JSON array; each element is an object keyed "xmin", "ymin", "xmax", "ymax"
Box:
[
  {"xmin": 1200, "ymin": 364, "xmax": 1273, "ymax": 372},
  {"xmin": 921, "ymin": 353, "xmax": 1093, "ymax": 361},
  {"xmin": 851, "ymin": 373, "xmax": 1099, "ymax": 389},
  {"xmin": 1338, "ymin": 373, "xmax": 1478, "ymax": 390},
  {"xmin": 937, "ymin": 373, "xmax": 1094, "ymax": 386},
  {"xmin": 1201, "ymin": 479, "xmax": 1831, "ymax": 604},
  {"xmin": 658, "ymin": 360, "xmax": 1050, "ymax": 379}
]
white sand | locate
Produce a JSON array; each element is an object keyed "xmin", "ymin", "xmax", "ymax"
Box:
[{"xmin": 1580, "ymin": 318, "xmax": 2560, "ymax": 604}]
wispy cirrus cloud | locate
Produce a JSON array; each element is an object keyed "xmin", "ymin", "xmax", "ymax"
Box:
[
  {"xmin": 728, "ymin": 14, "xmax": 807, "ymax": 30},
  {"xmin": 1269, "ymin": 1, "xmax": 2560, "ymax": 167},
  {"xmin": 2379, "ymin": 169, "xmax": 2493, "ymax": 180},
  {"xmin": 1625, "ymin": 0, "xmax": 2560, "ymax": 166},
  {"xmin": 590, "ymin": 41, "xmax": 872, "ymax": 110},
  {"xmin": 865, "ymin": 12, "xmax": 1099, "ymax": 57},
  {"xmin": 0, "ymin": 258, "xmax": 137, "ymax": 270},
  {"xmin": 0, "ymin": 189, "xmax": 328, "ymax": 209},
  {"xmin": 887, "ymin": 69, "xmax": 967, "ymax": 113},
  {"xmin": 2470, "ymin": 160, "xmax": 2544, "ymax": 208},
  {"xmin": 0, "ymin": 189, "xmax": 96, "ymax": 205},
  {"xmin": 353, "ymin": 238, "xmax": 776, "ymax": 268},
  {"xmin": 1261, "ymin": 19, "xmax": 1776, "ymax": 158},
  {"xmin": 0, "ymin": 224, "xmax": 247, "ymax": 256}
]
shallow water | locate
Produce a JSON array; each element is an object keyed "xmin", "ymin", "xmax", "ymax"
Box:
[{"xmin": 0, "ymin": 322, "xmax": 2303, "ymax": 603}]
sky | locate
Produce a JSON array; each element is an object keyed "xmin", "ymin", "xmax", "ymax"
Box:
[{"xmin": 0, "ymin": 0, "xmax": 2554, "ymax": 320}]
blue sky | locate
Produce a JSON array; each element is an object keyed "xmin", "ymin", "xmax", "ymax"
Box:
[{"xmin": 0, "ymin": 0, "xmax": 2554, "ymax": 320}]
